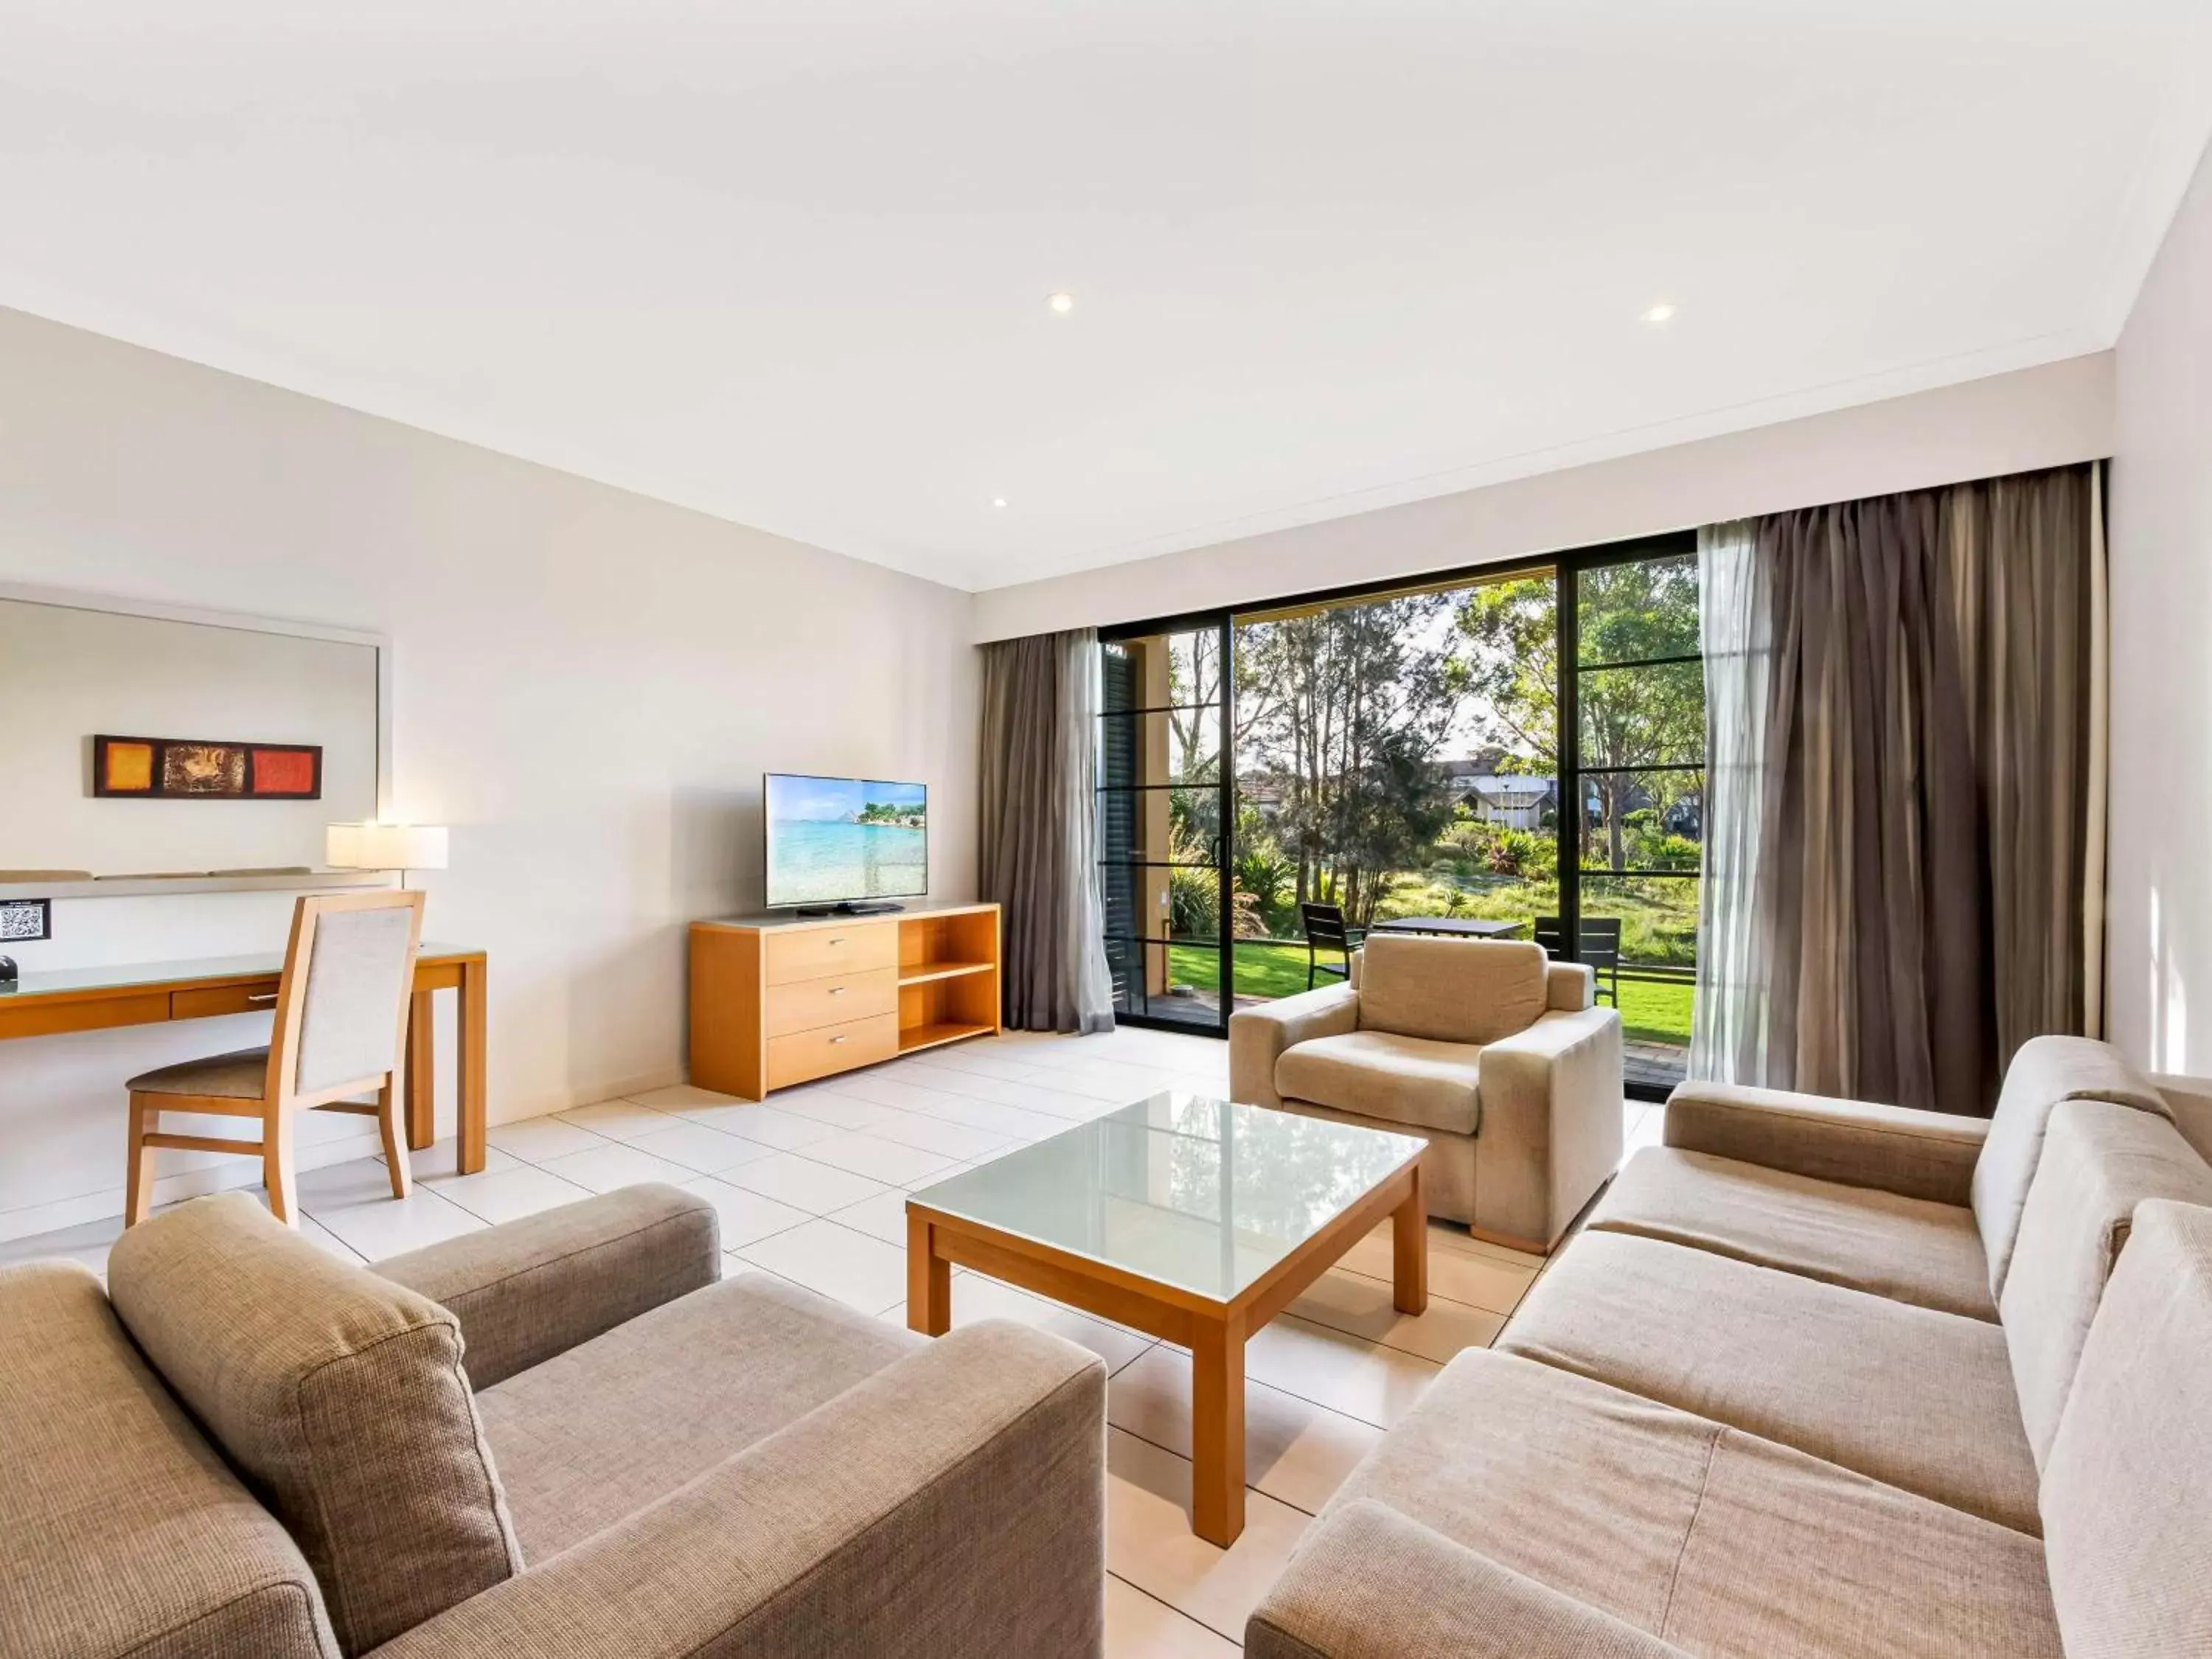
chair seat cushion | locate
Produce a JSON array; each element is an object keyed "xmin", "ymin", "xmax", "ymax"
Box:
[
  {"xmin": 1589, "ymin": 1146, "xmax": 1997, "ymax": 1321},
  {"xmin": 1322, "ymin": 1347, "xmax": 2062, "ymax": 1659},
  {"xmin": 126, "ymin": 1046, "xmax": 272, "ymax": 1099},
  {"xmin": 1276, "ymin": 1030, "xmax": 1481, "ymax": 1135},
  {"xmin": 478, "ymin": 1270, "xmax": 923, "ymax": 1559},
  {"xmin": 1498, "ymin": 1231, "xmax": 2043, "ymax": 1534}
]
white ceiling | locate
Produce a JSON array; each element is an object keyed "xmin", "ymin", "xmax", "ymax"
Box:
[{"xmin": 4, "ymin": 3, "xmax": 2210, "ymax": 593}]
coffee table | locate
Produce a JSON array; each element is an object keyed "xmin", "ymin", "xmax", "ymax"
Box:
[{"xmin": 905, "ymin": 1092, "xmax": 1427, "ymax": 1545}]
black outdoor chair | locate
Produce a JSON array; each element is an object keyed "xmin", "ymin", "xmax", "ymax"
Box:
[
  {"xmin": 1534, "ymin": 915, "xmax": 1621, "ymax": 1007},
  {"xmin": 1301, "ymin": 902, "xmax": 1363, "ymax": 990}
]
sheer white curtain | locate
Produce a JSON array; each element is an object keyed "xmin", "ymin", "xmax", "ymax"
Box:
[{"xmin": 1689, "ymin": 519, "xmax": 1772, "ymax": 1082}]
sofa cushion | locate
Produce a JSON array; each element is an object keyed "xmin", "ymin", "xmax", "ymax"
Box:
[
  {"xmin": 2002, "ymin": 1101, "xmax": 2212, "ymax": 1467},
  {"xmin": 1589, "ymin": 1146, "xmax": 1997, "ymax": 1321},
  {"xmin": 1275, "ymin": 1030, "xmax": 1482, "ymax": 1135},
  {"xmin": 1324, "ymin": 1347, "xmax": 2061, "ymax": 1658},
  {"xmin": 2042, "ymin": 1200, "xmax": 2212, "ymax": 1659},
  {"xmin": 106, "ymin": 1194, "xmax": 521, "ymax": 1656},
  {"xmin": 0, "ymin": 1262, "xmax": 338, "ymax": 1659},
  {"xmin": 1498, "ymin": 1230, "xmax": 2042, "ymax": 1534},
  {"xmin": 1357, "ymin": 935, "xmax": 1548, "ymax": 1046},
  {"xmin": 478, "ymin": 1268, "xmax": 922, "ymax": 1559},
  {"xmin": 1973, "ymin": 1035, "xmax": 2168, "ymax": 1299}
]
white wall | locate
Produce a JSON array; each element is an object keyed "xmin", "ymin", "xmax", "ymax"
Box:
[
  {"xmin": 0, "ymin": 305, "xmax": 978, "ymax": 1239},
  {"xmin": 2108, "ymin": 135, "xmax": 2212, "ymax": 1079},
  {"xmin": 973, "ymin": 354, "xmax": 2115, "ymax": 641}
]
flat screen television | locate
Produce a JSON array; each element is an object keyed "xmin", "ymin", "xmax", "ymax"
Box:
[{"xmin": 763, "ymin": 773, "xmax": 928, "ymax": 914}]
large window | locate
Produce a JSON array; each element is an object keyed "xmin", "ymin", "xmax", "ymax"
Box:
[{"xmin": 1096, "ymin": 535, "xmax": 1702, "ymax": 1096}]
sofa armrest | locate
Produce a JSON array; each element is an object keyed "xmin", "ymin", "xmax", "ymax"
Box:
[
  {"xmin": 362, "ymin": 1321, "xmax": 1106, "ymax": 1659},
  {"xmin": 1231, "ymin": 982, "xmax": 1360, "ymax": 1108},
  {"xmin": 1663, "ymin": 1082, "xmax": 1989, "ymax": 1206},
  {"xmin": 375, "ymin": 1183, "xmax": 719, "ymax": 1388},
  {"xmin": 1247, "ymin": 1500, "xmax": 1689, "ymax": 1659}
]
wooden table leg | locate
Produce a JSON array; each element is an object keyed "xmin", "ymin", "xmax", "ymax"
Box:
[
  {"xmin": 1191, "ymin": 1311, "xmax": 1248, "ymax": 1546},
  {"xmin": 404, "ymin": 989, "xmax": 436, "ymax": 1152},
  {"xmin": 1392, "ymin": 1163, "xmax": 1428, "ymax": 1315},
  {"xmin": 907, "ymin": 1211, "xmax": 951, "ymax": 1336},
  {"xmin": 458, "ymin": 959, "xmax": 488, "ymax": 1175}
]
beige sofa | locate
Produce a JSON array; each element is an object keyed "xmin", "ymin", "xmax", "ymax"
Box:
[
  {"xmin": 1231, "ymin": 934, "xmax": 1623, "ymax": 1251},
  {"xmin": 1, "ymin": 1184, "xmax": 1106, "ymax": 1659},
  {"xmin": 1247, "ymin": 1037, "xmax": 2212, "ymax": 1658}
]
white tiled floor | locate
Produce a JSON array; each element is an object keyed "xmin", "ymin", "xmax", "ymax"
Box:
[{"xmin": 0, "ymin": 1024, "xmax": 1658, "ymax": 1655}]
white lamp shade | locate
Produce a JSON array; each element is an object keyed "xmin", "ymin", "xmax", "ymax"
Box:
[{"xmin": 327, "ymin": 823, "xmax": 449, "ymax": 872}]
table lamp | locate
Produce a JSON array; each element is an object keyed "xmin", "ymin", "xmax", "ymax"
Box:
[{"xmin": 327, "ymin": 823, "xmax": 450, "ymax": 886}]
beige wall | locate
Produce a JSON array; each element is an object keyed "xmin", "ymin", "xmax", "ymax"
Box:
[
  {"xmin": 2109, "ymin": 135, "xmax": 2212, "ymax": 1079},
  {"xmin": 973, "ymin": 354, "xmax": 2114, "ymax": 641},
  {"xmin": 0, "ymin": 305, "xmax": 978, "ymax": 1239}
]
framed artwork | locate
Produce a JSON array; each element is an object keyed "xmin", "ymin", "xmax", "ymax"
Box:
[{"xmin": 93, "ymin": 735, "xmax": 323, "ymax": 800}]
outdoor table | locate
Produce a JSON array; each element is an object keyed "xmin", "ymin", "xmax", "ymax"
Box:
[{"xmin": 1367, "ymin": 917, "xmax": 1527, "ymax": 939}]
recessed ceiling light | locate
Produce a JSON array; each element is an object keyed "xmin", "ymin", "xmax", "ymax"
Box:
[
  {"xmin": 1642, "ymin": 302, "xmax": 1677, "ymax": 324},
  {"xmin": 1047, "ymin": 291, "xmax": 1076, "ymax": 315},
  {"xmin": 992, "ymin": 497, "xmax": 1009, "ymax": 509}
]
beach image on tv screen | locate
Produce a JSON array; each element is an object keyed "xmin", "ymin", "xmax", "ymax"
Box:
[{"xmin": 766, "ymin": 775, "xmax": 928, "ymax": 905}]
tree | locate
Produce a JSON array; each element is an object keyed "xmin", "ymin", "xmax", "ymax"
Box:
[
  {"xmin": 1237, "ymin": 595, "xmax": 1461, "ymax": 926},
  {"xmin": 1453, "ymin": 561, "xmax": 1702, "ymax": 873}
]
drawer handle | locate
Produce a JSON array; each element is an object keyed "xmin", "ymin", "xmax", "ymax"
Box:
[
  {"xmin": 829, "ymin": 937, "xmax": 846, "ymax": 946},
  {"xmin": 828, "ymin": 985, "xmax": 846, "ymax": 995},
  {"xmin": 830, "ymin": 1034, "xmax": 849, "ymax": 1045},
  {"xmin": 246, "ymin": 992, "xmax": 279, "ymax": 1005}
]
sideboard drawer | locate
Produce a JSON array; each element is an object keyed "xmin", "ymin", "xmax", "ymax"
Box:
[
  {"xmin": 766, "ymin": 1013, "xmax": 899, "ymax": 1089},
  {"xmin": 764, "ymin": 922, "xmax": 897, "ymax": 985},
  {"xmin": 173, "ymin": 982, "xmax": 282, "ymax": 1020},
  {"xmin": 765, "ymin": 966, "xmax": 898, "ymax": 1037}
]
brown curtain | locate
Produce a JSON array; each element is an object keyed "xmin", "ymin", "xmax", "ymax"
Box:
[
  {"xmin": 978, "ymin": 630, "xmax": 1115, "ymax": 1033},
  {"xmin": 1711, "ymin": 464, "xmax": 2098, "ymax": 1114}
]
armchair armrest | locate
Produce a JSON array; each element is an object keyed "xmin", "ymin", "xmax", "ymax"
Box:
[
  {"xmin": 375, "ymin": 1183, "xmax": 719, "ymax": 1388},
  {"xmin": 1231, "ymin": 982, "xmax": 1360, "ymax": 1108},
  {"xmin": 1663, "ymin": 1082, "xmax": 1989, "ymax": 1206},
  {"xmin": 362, "ymin": 1321, "xmax": 1106, "ymax": 1659},
  {"xmin": 1478, "ymin": 1006, "xmax": 1624, "ymax": 1248},
  {"xmin": 1247, "ymin": 1500, "xmax": 1688, "ymax": 1659}
]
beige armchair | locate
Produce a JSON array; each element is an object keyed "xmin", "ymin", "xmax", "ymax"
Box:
[
  {"xmin": 4, "ymin": 1184, "xmax": 1107, "ymax": 1659},
  {"xmin": 1231, "ymin": 935, "xmax": 1623, "ymax": 1253}
]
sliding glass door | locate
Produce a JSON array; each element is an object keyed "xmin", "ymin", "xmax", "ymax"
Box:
[
  {"xmin": 1561, "ymin": 544, "xmax": 1704, "ymax": 1092},
  {"xmin": 1096, "ymin": 618, "xmax": 1234, "ymax": 1032}
]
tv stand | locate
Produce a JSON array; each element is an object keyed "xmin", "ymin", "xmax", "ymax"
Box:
[
  {"xmin": 688, "ymin": 902, "xmax": 1001, "ymax": 1099},
  {"xmin": 793, "ymin": 900, "xmax": 905, "ymax": 917}
]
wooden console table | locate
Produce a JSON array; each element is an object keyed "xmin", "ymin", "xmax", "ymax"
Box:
[{"xmin": 0, "ymin": 946, "xmax": 490, "ymax": 1172}]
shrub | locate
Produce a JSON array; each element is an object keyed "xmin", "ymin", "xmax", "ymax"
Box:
[{"xmin": 1234, "ymin": 844, "xmax": 1294, "ymax": 911}]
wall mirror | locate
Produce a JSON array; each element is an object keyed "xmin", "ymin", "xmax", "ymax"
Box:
[{"xmin": 0, "ymin": 583, "xmax": 389, "ymax": 880}]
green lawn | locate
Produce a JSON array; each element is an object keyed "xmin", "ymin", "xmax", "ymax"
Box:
[{"xmin": 1166, "ymin": 939, "xmax": 1693, "ymax": 1047}]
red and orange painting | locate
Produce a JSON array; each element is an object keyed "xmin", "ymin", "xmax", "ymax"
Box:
[{"xmin": 93, "ymin": 736, "xmax": 322, "ymax": 800}]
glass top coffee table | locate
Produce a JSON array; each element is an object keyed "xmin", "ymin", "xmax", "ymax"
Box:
[{"xmin": 905, "ymin": 1092, "xmax": 1427, "ymax": 1545}]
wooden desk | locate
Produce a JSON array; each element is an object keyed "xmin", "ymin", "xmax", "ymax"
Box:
[{"xmin": 0, "ymin": 946, "xmax": 490, "ymax": 1173}]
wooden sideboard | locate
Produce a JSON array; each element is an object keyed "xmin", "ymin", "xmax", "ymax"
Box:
[{"xmin": 688, "ymin": 902, "xmax": 1001, "ymax": 1099}]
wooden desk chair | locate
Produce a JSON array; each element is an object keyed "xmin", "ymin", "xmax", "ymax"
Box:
[
  {"xmin": 1300, "ymin": 902, "xmax": 1363, "ymax": 990},
  {"xmin": 123, "ymin": 889, "xmax": 425, "ymax": 1228}
]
